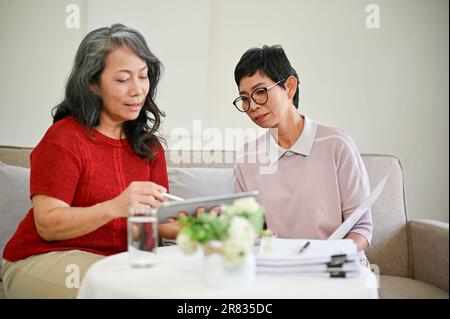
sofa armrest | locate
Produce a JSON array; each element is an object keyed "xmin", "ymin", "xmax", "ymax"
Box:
[{"xmin": 409, "ymin": 219, "xmax": 449, "ymax": 292}]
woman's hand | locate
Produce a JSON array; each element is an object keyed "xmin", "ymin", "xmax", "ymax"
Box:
[
  {"xmin": 159, "ymin": 212, "xmax": 186, "ymax": 240},
  {"xmin": 345, "ymin": 232, "xmax": 369, "ymax": 251},
  {"xmin": 105, "ymin": 181, "xmax": 167, "ymax": 218},
  {"xmin": 159, "ymin": 207, "xmax": 223, "ymax": 240}
]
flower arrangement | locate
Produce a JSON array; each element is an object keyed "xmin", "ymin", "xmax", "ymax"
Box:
[{"xmin": 176, "ymin": 197, "xmax": 267, "ymax": 268}]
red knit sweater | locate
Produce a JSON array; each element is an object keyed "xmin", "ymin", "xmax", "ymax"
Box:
[{"xmin": 3, "ymin": 117, "xmax": 168, "ymax": 261}]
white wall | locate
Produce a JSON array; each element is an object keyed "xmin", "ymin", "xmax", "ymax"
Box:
[
  {"xmin": 0, "ymin": 0, "xmax": 448, "ymax": 223},
  {"xmin": 0, "ymin": 0, "xmax": 86, "ymax": 146}
]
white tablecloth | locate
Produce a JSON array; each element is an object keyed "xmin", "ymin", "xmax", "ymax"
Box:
[{"xmin": 77, "ymin": 246, "xmax": 378, "ymax": 299}]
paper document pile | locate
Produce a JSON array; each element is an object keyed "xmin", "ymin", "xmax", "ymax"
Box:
[{"xmin": 257, "ymin": 238, "xmax": 363, "ymax": 278}]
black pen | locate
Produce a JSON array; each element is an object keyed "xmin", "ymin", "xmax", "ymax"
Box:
[{"xmin": 298, "ymin": 241, "xmax": 310, "ymax": 254}]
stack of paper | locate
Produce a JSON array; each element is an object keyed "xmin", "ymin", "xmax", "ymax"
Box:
[{"xmin": 256, "ymin": 238, "xmax": 362, "ymax": 278}]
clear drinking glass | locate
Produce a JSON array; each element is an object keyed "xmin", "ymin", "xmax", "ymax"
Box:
[{"xmin": 128, "ymin": 207, "xmax": 158, "ymax": 268}]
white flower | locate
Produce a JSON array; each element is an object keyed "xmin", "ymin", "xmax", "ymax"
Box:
[
  {"xmin": 222, "ymin": 216, "xmax": 255, "ymax": 268},
  {"xmin": 222, "ymin": 239, "xmax": 246, "ymax": 268},
  {"xmin": 176, "ymin": 233, "xmax": 198, "ymax": 255},
  {"xmin": 227, "ymin": 197, "xmax": 260, "ymax": 215},
  {"xmin": 228, "ymin": 216, "xmax": 255, "ymax": 244}
]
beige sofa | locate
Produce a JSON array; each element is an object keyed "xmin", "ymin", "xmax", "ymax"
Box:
[{"xmin": 0, "ymin": 145, "xmax": 448, "ymax": 299}]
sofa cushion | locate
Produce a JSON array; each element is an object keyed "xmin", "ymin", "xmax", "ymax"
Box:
[
  {"xmin": 379, "ymin": 275, "xmax": 449, "ymax": 299},
  {"xmin": 362, "ymin": 155, "xmax": 410, "ymax": 278},
  {"xmin": 168, "ymin": 167, "xmax": 233, "ymax": 199},
  {"xmin": 0, "ymin": 161, "xmax": 32, "ymax": 259},
  {"xmin": 0, "ymin": 146, "xmax": 32, "ymax": 168}
]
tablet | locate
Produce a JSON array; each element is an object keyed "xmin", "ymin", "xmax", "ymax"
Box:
[{"xmin": 156, "ymin": 191, "xmax": 258, "ymax": 223}]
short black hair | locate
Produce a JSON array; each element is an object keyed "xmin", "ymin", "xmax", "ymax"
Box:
[{"xmin": 234, "ymin": 45, "xmax": 299, "ymax": 108}]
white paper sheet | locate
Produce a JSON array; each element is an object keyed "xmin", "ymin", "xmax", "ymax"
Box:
[
  {"xmin": 327, "ymin": 175, "xmax": 388, "ymax": 240},
  {"xmin": 256, "ymin": 238, "xmax": 363, "ymax": 277},
  {"xmin": 257, "ymin": 238, "xmax": 358, "ymax": 265}
]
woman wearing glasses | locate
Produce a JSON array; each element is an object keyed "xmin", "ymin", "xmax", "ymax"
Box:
[
  {"xmin": 233, "ymin": 45, "xmax": 373, "ymax": 254},
  {"xmin": 1, "ymin": 24, "xmax": 179, "ymax": 298}
]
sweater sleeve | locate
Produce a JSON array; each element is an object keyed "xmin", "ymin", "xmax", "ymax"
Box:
[
  {"xmin": 30, "ymin": 126, "xmax": 82, "ymax": 205},
  {"xmin": 336, "ymin": 132, "xmax": 373, "ymax": 244}
]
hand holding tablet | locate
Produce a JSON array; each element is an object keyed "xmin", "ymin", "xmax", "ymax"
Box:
[{"xmin": 155, "ymin": 191, "xmax": 258, "ymax": 224}]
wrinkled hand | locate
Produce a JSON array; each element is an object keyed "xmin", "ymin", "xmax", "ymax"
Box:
[
  {"xmin": 167, "ymin": 211, "xmax": 187, "ymax": 227},
  {"xmin": 166, "ymin": 205, "xmax": 221, "ymax": 225},
  {"xmin": 192, "ymin": 206, "xmax": 221, "ymax": 217},
  {"xmin": 105, "ymin": 181, "xmax": 167, "ymax": 218}
]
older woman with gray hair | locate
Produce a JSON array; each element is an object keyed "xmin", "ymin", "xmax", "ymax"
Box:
[{"xmin": 1, "ymin": 24, "xmax": 179, "ymax": 298}]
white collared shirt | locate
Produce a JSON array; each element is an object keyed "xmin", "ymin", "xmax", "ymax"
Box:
[{"xmin": 266, "ymin": 115, "xmax": 318, "ymax": 164}]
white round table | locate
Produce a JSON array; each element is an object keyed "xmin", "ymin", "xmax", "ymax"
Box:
[{"xmin": 77, "ymin": 246, "xmax": 378, "ymax": 299}]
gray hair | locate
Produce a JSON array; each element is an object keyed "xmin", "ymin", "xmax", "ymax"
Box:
[{"xmin": 53, "ymin": 23, "xmax": 165, "ymax": 159}]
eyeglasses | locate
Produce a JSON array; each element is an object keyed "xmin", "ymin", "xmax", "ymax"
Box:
[{"xmin": 233, "ymin": 79, "xmax": 285, "ymax": 113}]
